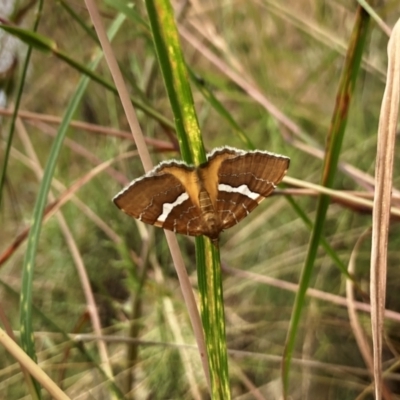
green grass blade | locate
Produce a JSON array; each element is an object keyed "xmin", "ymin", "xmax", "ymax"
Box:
[
  {"xmin": 282, "ymin": 7, "xmax": 370, "ymax": 395},
  {"xmin": 144, "ymin": 1, "xmax": 230, "ymax": 397},
  {"xmin": 0, "ymin": 24, "xmax": 56, "ymax": 52},
  {"xmin": 18, "ymin": 11, "xmax": 125, "ymax": 388},
  {"xmin": 145, "ymin": 0, "xmax": 203, "ymax": 162}
]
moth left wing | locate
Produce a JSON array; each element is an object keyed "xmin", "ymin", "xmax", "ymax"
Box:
[
  {"xmin": 113, "ymin": 162, "xmax": 205, "ymax": 237},
  {"xmin": 202, "ymin": 148, "xmax": 290, "ymax": 230}
]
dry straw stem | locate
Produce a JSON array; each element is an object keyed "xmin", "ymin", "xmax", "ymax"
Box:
[
  {"xmin": 284, "ymin": 176, "xmax": 400, "ymax": 217},
  {"xmin": 0, "ymin": 328, "xmax": 70, "ymax": 400},
  {"xmin": 347, "ymin": 230, "xmax": 374, "ymax": 374},
  {"xmin": 84, "ymin": 0, "xmax": 209, "ymax": 387},
  {"xmin": 370, "ymin": 18, "xmax": 400, "ymax": 400}
]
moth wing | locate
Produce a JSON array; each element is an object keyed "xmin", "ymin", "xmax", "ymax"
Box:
[
  {"xmin": 113, "ymin": 164, "xmax": 205, "ymax": 237},
  {"xmin": 206, "ymin": 149, "xmax": 290, "ymax": 230}
]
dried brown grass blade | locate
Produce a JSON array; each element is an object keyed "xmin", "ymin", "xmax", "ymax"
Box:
[
  {"xmin": 370, "ymin": 18, "xmax": 400, "ymax": 400},
  {"xmin": 347, "ymin": 230, "xmax": 392, "ymax": 399}
]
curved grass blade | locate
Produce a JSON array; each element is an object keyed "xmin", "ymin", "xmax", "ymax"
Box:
[
  {"xmin": 282, "ymin": 6, "xmax": 370, "ymax": 396},
  {"xmin": 19, "ymin": 13, "xmax": 125, "ymax": 395}
]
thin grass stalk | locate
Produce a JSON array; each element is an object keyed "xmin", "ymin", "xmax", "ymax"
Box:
[
  {"xmin": 347, "ymin": 230, "xmax": 374, "ymax": 373},
  {"xmin": 282, "ymin": 6, "xmax": 370, "ymax": 396},
  {"xmin": 125, "ymin": 234, "xmax": 152, "ymax": 393}
]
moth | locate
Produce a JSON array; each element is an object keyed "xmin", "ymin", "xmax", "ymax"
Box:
[{"xmin": 113, "ymin": 146, "xmax": 290, "ymax": 244}]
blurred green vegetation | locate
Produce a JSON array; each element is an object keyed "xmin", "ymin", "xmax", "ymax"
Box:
[{"xmin": 1, "ymin": 1, "xmax": 400, "ymax": 399}]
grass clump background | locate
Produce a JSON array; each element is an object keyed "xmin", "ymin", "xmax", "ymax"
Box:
[{"xmin": 1, "ymin": 1, "xmax": 400, "ymax": 399}]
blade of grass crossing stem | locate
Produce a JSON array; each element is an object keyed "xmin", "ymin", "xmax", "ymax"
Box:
[
  {"xmin": 282, "ymin": 7, "xmax": 370, "ymax": 396},
  {"xmin": 144, "ymin": 1, "xmax": 230, "ymax": 398},
  {"xmin": 19, "ymin": 11, "xmax": 125, "ymax": 376}
]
